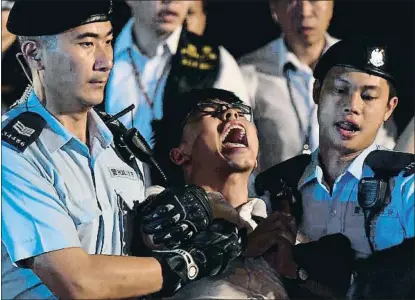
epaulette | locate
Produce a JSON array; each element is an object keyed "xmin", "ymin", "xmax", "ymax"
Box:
[
  {"xmin": 255, "ymin": 154, "xmax": 311, "ymax": 196},
  {"xmin": 1, "ymin": 111, "xmax": 46, "ymax": 152},
  {"xmin": 365, "ymin": 150, "xmax": 415, "ymax": 178}
]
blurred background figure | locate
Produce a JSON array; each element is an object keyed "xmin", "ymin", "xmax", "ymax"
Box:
[
  {"xmin": 239, "ymin": 0, "xmax": 337, "ymax": 172},
  {"xmin": 1, "ymin": 0, "xmax": 29, "ymax": 113},
  {"xmin": 186, "ymin": 0, "xmax": 207, "ymax": 36},
  {"xmin": 104, "ymin": 0, "xmax": 248, "ymax": 149},
  {"xmin": 239, "ymin": 0, "xmax": 398, "ymax": 172}
]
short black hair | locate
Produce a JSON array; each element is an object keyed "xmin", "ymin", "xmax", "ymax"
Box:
[
  {"xmin": 387, "ymin": 81, "xmax": 397, "ymax": 100},
  {"xmin": 151, "ymin": 88, "xmax": 243, "ymax": 187}
]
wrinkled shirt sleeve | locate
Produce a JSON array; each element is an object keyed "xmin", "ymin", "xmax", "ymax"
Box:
[{"xmin": 1, "ymin": 145, "xmax": 81, "ymax": 265}]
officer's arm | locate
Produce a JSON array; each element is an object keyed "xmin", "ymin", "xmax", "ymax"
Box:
[
  {"xmin": 26, "ymin": 248, "xmax": 163, "ymax": 299},
  {"xmin": 2, "ymin": 146, "xmax": 163, "ymax": 299}
]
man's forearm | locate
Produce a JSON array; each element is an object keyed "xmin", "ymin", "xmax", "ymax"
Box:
[
  {"xmin": 30, "ymin": 249, "xmax": 163, "ymax": 299},
  {"xmin": 84, "ymin": 255, "xmax": 163, "ymax": 299}
]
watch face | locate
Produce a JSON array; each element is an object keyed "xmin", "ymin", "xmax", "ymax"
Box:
[{"xmin": 298, "ymin": 267, "xmax": 308, "ymax": 281}]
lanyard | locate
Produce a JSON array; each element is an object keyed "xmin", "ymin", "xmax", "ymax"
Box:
[
  {"xmin": 284, "ymin": 64, "xmax": 314, "ymax": 154},
  {"xmin": 127, "ymin": 48, "xmax": 171, "ymax": 119}
]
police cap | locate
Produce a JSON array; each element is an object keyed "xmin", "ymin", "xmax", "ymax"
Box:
[
  {"xmin": 6, "ymin": 0, "xmax": 113, "ymax": 36},
  {"xmin": 314, "ymin": 39, "xmax": 395, "ymax": 84}
]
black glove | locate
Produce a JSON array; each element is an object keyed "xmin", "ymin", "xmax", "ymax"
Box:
[
  {"xmin": 152, "ymin": 219, "xmax": 246, "ymax": 297},
  {"xmin": 134, "ymin": 185, "xmax": 214, "ymax": 252},
  {"xmin": 349, "ymin": 238, "xmax": 414, "ymax": 299},
  {"xmin": 293, "ymin": 233, "xmax": 355, "ymax": 297}
]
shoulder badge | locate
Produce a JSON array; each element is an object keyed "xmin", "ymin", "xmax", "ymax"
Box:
[{"xmin": 2, "ymin": 112, "xmax": 46, "ymax": 152}]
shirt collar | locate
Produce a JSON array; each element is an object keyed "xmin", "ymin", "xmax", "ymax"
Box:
[
  {"xmin": 114, "ymin": 18, "xmax": 182, "ymax": 57},
  {"xmin": 277, "ymin": 33, "xmax": 338, "ymax": 75},
  {"xmin": 298, "ymin": 143, "xmax": 378, "ymax": 189},
  {"xmin": 23, "ymin": 91, "xmax": 113, "ymax": 153}
]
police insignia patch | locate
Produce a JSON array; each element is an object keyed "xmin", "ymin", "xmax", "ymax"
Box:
[
  {"xmin": 368, "ymin": 47, "xmax": 386, "ymax": 68},
  {"xmin": 2, "ymin": 112, "xmax": 46, "ymax": 152}
]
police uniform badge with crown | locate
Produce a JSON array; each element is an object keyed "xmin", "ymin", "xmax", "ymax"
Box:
[{"xmin": 367, "ymin": 47, "xmax": 386, "ymax": 68}]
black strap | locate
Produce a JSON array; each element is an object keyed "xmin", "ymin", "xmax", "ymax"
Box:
[
  {"xmin": 162, "ymin": 28, "xmax": 221, "ymax": 118},
  {"xmin": 151, "ymin": 29, "xmax": 221, "ymax": 187},
  {"xmin": 255, "ymin": 154, "xmax": 311, "ymax": 222},
  {"xmin": 365, "ymin": 150, "xmax": 415, "ymax": 178},
  {"xmin": 358, "ymin": 150, "xmax": 415, "ymax": 253}
]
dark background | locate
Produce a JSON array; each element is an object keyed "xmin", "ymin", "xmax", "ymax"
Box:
[{"xmin": 112, "ymin": 0, "xmax": 415, "ymax": 135}]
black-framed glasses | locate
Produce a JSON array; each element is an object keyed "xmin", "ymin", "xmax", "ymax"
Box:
[{"xmin": 181, "ymin": 101, "xmax": 253, "ymax": 128}]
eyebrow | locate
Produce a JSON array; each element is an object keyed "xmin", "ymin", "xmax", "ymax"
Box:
[
  {"xmin": 334, "ymin": 76, "xmax": 381, "ymax": 90},
  {"xmin": 74, "ymin": 29, "xmax": 113, "ymax": 40}
]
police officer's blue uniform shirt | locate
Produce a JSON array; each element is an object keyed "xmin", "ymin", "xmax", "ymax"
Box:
[
  {"xmin": 1, "ymin": 90, "xmax": 146, "ymax": 299},
  {"xmin": 298, "ymin": 144, "xmax": 414, "ymax": 258}
]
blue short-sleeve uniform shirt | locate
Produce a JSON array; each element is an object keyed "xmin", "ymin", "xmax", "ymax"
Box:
[
  {"xmin": 1, "ymin": 91, "xmax": 146, "ymax": 298},
  {"xmin": 298, "ymin": 144, "xmax": 414, "ymax": 258}
]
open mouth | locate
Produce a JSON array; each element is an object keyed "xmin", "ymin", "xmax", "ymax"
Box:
[
  {"xmin": 221, "ymin": 124, "xmax": 249, "ymax": 148},
  {"xmin": 335, "ymin": 121, "xmax": 360, "ymax": 138},
  {"xmin": 159, "ymin": 10, "xmax": 179, "ymax": 20}
]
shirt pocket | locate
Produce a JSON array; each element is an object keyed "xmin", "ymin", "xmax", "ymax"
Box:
[
  {"xmin": 374, "ymin": 206, "xmax": 405, "ymax": 250},
  {"xmin": 65, "ymin": 194, "xmax": 102, "ymax": 226},
  {"xmin": 65, "ymin": 196, "xmax": 103, "ymax": 253}
]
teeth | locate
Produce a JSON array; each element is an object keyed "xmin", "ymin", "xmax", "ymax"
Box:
[
  {"xmin": 223, "ymin": 142, "xmax": 247, "ymax": 148},
  {"xmin": 221, "ymin": 125, "xmax": 246, "ymax": 142}
]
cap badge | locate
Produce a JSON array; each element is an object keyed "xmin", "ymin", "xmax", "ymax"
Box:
[{"xmin": 368, "ymin": 48, "xmax": 385, "ymax": 68}]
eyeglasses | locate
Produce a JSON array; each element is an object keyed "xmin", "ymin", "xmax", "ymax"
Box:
[{"xmin": 181, "ymin": 101, "xmax": 253, "ymax": 128}]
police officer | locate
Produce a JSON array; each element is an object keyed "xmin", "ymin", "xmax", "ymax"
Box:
[
  {"xmin": 2, "ymin": 1, "xmax": 243, "ymax": 298},
  {"xmin": 254, "ymin": 38, "xmax": 414, "ymax": 297}
]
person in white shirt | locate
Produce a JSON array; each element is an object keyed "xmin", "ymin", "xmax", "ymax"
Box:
[
  {"xmin": 105, "ymin": 0, "xmax": 248, "ymax": 148},
  {"xmin": 239, "ymin": 0, "xmax": 396, "ymax": 172}
]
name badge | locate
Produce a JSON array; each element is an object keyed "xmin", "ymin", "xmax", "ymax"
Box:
[{"xmin": 108, "ymin": 167, "xmax": 137, "ymax": 181}]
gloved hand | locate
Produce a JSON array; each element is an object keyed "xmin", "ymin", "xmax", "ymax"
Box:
[
  {"xmin": 152, "ymin": 218, "xmax": 246, "ymax": 297},
  {"xmin": 293, "ymin": 233, "xmax": 355, "ymax": 297},
  {"xmin": 349, "ymin": 237, "xmax": 414, "ymax": 299},
  {"xmin": 134, "ymin": 185, "xmax": 214, "ymax": 251},
  {"xmin": 245, "ymin": 211, "xmax": 297, "ymax": 257}
]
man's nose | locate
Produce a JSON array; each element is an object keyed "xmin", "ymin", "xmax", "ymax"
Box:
[
  {"xmin": 298, "ymin": 0, "xmax": 313, "ymax": 18},
  {"xmin": 94, "ymin": 45, "xmax": 113, "ymax": 72},
  {"xmin": 343, "ymin": 93, "xmax": 362, "ymax": 115},
  {"xmin": 221, "ymin": 108, "xmax": 240, "ymax": 121}
]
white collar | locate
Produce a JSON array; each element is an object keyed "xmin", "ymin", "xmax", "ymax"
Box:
[{"xmin": 276, "ymin": 34, "xmax": 339, "ymax": 75}]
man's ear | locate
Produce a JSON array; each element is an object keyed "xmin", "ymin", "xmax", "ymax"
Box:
[
  {"xmin": 169, "ymin": 147, "xmax": 190, "ymax": 166},
  {"xmin": 384, "ymin": 96, "xmax": 399, "ymax": 121},
  {"xmin": 21, "ymin": 40, "xmax": 43, "ymax": 71},
  {"xmin": 312, "ymin": 79, "xmax": 322, "ymax": 105}
]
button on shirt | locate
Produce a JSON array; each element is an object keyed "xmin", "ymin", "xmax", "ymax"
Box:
[
  {"xmin": 105, "ymin": 19, "xmax": 249, "ymax": 147},
  {"xmin": 298, "ymin": 144, "xmax": 414, "ymax": 258},
  {"xmin": 1, "ymin": 91, "xmax": 145, "ymax": 299}
]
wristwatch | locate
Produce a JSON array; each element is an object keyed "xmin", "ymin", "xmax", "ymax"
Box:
[{"xmin": 296, "ymin": 266, "xmax": 309, "ymax": 282}]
